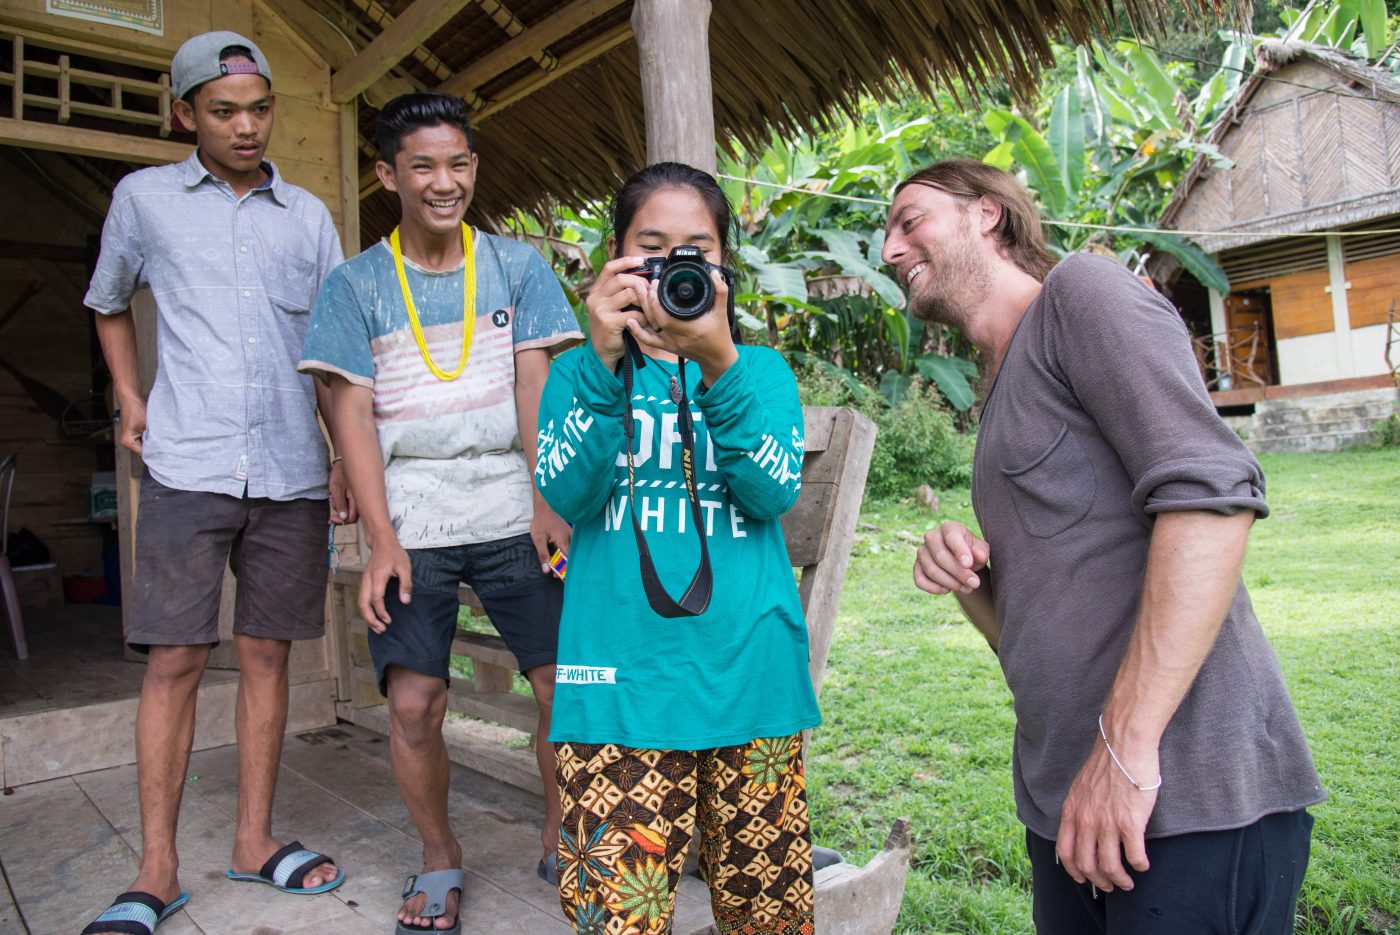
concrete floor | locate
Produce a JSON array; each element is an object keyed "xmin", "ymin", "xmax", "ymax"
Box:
[{"xmin": 0, "ymin": 722, "xmax": 724, "ymax": 934}]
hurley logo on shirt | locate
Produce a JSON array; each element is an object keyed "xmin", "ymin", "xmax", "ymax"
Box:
[
  {"xmin": 491, "ymin": 309, "xmax": 510, "ymax": 327},
  {"xmin": 556, "ymin": 665, "xmax": 617, "ymax": 685}
]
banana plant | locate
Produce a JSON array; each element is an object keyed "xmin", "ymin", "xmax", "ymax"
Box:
[
  {"xmin": 982, "ymin": 37, "xmax": 1242, "ymax": 294},
  {"xmin": 1279, "ymin": 0, "xmax": 1396, "ymax": 67}
]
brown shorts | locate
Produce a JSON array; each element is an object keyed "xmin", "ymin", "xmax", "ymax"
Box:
[{"xmin": 127, "ymin": 471, "xmax": 329, "ymax": 651}]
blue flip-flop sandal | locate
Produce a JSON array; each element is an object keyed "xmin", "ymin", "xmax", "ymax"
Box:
[
  {"xmin": 397, "ymin": 868, "xmax": 464, "ymax": 935},
  {"xmin": 225, "ymin": 840, "xmax": 345, "ymax": 894},
  {"xmin": 81, "ymin": 890, "xmax": 190, "ymax": 935}
]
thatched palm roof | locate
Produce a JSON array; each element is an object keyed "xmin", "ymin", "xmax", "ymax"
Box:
[{"xmin": 329, "ymin": 0, "xmax": 1222, "ymax": 243}]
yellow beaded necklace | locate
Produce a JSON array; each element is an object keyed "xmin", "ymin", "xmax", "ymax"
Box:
[{"xmin": 389, "ymin": 222, "xmax": 476, "ymax": 381}]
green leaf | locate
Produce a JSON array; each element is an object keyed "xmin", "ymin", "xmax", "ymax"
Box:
[
  {"xmin": 735, "ymin": 291, "xmax": 830, "ymax": 318},
  {"xmin": 1318, "ymin": 5, "xmax": 1347, "ymax": 44},
  {"xmin": 784, "ymin": 351, "xmax": 876, "ymax": 402},
  {"xmin": 915, "ymin": 353, "xmax": 976, "ymax": 411},
  {"xmin": 1134, "ymin": 230, "xmax": 1230, "ymax": 294},
  {"xmin": 814, "ymin": 228, "xmax": 866, "ymax": 266},
  {"xmin": 1092, "ymin": 74, "xmax": 1139, "ymax": 124},
  {"xmin": 879, "ymin": 370, "xmax": 912, "ymax": 406},
  {"xmin": 983, "ymin": 110, "xmax": 1013, "ymax": 136},
  {"xmin": 1286, "ymin": 3, "xmax": 1330, "ymax": 43},
  {"xmin": 801, "ymin": 249, "xmax": 907, "ymax": 309},
  {"xmin": 1358, "ymin": 0, "xmax": 1388, "ymax": 59},
  {"xmin": 1077, "ymin": 46, "xmax": 1107, "ymax": 144},
  {"xmin": 1120, "ymin": 45, "xmax": 1179, "ymax": 131},
  {"xmin": 1048, "ymin": 84, "xmax": 1086, "ymax": 206},
  {"xmin": 756, "ymin": 266, "xmax": 810, "ymax": 303},
  {"xmin": 997, "ymin": 111, "xmax": 1067, "ymax": 218},
  {"xmin": 983, "ymin": 140, "xmax": 1016, "ymax": 171},
  {"xmin": 882, "ymin": 305, "xmax": 911, "ymax": 370}
]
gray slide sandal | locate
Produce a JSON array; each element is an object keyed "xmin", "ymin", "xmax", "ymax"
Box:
[{"xmin": 396, "ymin": 868, "xmax": 465, "ymax": 934}]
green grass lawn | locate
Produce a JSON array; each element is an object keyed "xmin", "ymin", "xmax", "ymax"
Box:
[{"xmin": 807, "ymin": 447, "xmax": 1400, "ymax": 935}]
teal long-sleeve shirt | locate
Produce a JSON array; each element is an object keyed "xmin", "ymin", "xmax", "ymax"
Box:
[{"xmin": 535, "ymin": 343, "xmax": 821, "ymax": 749}]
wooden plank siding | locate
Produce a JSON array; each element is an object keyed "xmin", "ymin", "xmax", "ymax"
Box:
[
  {"xmin": 1270, "ymin": 266, "xmax": 1335, "ymax": 339},
  {"xmin": 1346, "ymin": 253, "xmax": 1400, "ymax": 329}
]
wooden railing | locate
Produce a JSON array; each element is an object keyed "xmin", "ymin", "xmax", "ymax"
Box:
[
  {"xmin": 1193, "ymin": 325, "xmax": 1268, "ymax": 392},
  {"xmin": 0, "ymin": 33, "xmax": 173, "ymax": 135},
  {"xmin": 1385, "ymin": 300, "xmax": 1399, "ymax": 378}
]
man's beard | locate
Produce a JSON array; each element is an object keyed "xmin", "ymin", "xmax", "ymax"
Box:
[{"xmin": 907, "ymin": 237, "xmax": 992, "ymax": 332}]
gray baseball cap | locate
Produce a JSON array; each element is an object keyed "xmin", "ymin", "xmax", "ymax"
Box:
[{"xmin": 171, "ymin": 30, "xmax": 272, "ymax": 99}]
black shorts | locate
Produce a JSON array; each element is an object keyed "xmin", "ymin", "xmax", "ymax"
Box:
[
  {"xmin": 1026, "ymin": 808, "xmax": 1313, "ymax": 934},
  {"xmin": 368, "ymin": 533, "xmax": 562, "ymax": 694},
  {"xmin": 127, "ymin": 471, "xmax": 328, "ymax": 651}
]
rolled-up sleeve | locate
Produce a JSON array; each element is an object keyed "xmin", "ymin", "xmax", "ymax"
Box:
[
  {"xmin": 1043, "ymin": 254, "xmax": 1268, "ymax": 521},
  {"xmin": 84, "ymin": 178, "xmax": 143, "ymax": 315}
]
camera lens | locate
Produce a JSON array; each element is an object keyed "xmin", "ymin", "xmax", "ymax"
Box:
[{"xmin": 659, "ymin": 266, "xmax": 712, "ymax": 319}]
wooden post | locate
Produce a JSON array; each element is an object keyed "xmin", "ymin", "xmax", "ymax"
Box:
[{"xmin": 631, "ymin": 0, "xmax": 716, "ymax": 174}]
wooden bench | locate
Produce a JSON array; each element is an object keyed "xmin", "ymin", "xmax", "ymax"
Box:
[{"xmin": 326, "ymin": 405, "xmax": 877, "ymax": 789}]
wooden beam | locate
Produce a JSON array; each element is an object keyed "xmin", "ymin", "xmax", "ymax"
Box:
[
  {"xmin": 474, "ymin": 22, "xmax": 631, "ymax": 122},
  {"xmin": 339, "ymin": 102, "xmax": 361, "ymax": 256},
  {"xmin": 358, "ymin": 22, "xmax": 632, "ymax": 199},
  {"xmin": 632, "ymin": 0, "xmax": 715, "ymax": 173},
  {"xmin": 7, "ymin": 148, "xmax": 111, "ymax": 223},
  {"xmin": 259, "ymin": 0, "xmax": 417, "ymax": 109},
  {"xmin": 0, "ymin": 241, "xmax": 88, "ymax": 263},
  {"xmin": 0, "ymin": 9, "xmax": 178, "ymax": 60},
  {"xmin": 0, "ymin": 24, "xmax": 168, "ymax": 70},
  {"xmin": 0, "ymin": 116, "xmax": 188, "ymax": 165},
  {"xmin": 437, "ymin": 0, "xmax": 626, "ymax": 98},
  {"xmin": 330, "ymin": 0, "xmax": 475, "ymax": 104}
]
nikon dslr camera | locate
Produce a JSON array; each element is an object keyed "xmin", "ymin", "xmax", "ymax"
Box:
[{"xmin": 626, "ymin": 244, "xmax": 735, "ymax": 327}]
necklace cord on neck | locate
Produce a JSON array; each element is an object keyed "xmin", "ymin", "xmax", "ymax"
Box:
[{"xmin": 390, "ymin": 223, "xmax": 476, "ymax": 381}]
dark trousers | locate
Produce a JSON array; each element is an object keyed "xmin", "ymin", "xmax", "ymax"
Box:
[{"xmin": 1027, "ymin": 809, "xmax": 1313, "ymax": 935}]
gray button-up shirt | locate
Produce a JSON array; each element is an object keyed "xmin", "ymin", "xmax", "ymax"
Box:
[{"xmin": 86, "ymin": 149, "xmax": 343, "ymax": 500}]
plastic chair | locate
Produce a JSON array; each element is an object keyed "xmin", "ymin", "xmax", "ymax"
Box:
[{"xmin": 1, "ymin": 452, "xmax": 28, "ymax": 659}]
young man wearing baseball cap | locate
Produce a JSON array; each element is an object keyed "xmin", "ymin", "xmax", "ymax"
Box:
[{"xmin": 82, "ymin": 31, "xmax": 351, "ymax": 935}]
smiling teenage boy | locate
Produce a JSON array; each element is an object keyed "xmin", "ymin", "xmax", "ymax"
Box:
[
  {"xmin": 299, "ymin": 92, "xmax": 581, "ymax": 934},
  {"xmin": 82, "ymin": 31, "xmax": 351, "ymax": 935}
]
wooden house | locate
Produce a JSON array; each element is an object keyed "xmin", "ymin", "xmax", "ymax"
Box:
[{"xmin": 1148, "ymin": 40, "xmax": 1400, "ymax": 450}]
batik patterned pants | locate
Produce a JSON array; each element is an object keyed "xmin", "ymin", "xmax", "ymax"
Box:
[{"xmin": 555, "ymin": 734, "xmax": 814, "ymax": 935}]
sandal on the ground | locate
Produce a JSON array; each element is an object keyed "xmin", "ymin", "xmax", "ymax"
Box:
[
  {"xmin": 536, "ymin": 856, "xmax": 559, "ymax": 886},
  {"xmin": 224, "ymin": 840, "xmax": 345, "ymax": 894},
  {"xmin": 397, "ymin": 868, "xmax": 465, "ymax": 935},
  {"xmin": 81, "ymin": 890, "xmax": 190, "ymax": 935}
]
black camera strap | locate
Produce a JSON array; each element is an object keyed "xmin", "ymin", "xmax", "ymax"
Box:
[{"xmin": 619, "ymin": 330, "xmax": 713, "ymax": 618}]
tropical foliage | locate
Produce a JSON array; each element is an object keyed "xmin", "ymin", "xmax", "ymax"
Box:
[{"xmin": 510, "ymin": 0, "xmax": 1394, "ymax": 423}]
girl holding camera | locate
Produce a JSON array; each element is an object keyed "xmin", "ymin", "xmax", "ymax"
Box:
[{"xmin": 535, "ymin": 162, "xmax": 819, "ymax": 934}]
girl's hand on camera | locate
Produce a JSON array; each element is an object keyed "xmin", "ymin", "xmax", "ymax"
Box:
[
  {"xmin": 626, "ymin": 270, "xmax": 738, "ymax": 386},
  {"xmin": 587, "ymin": 256, "xmax": 650, "ymax": 370}
]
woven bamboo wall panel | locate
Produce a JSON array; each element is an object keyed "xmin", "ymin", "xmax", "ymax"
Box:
[
  {"xmin": 1300, "ymin": 92, "xmax": 1345, "ymax": 206},
  {"xmin": 1387, "ymin": 108, "xmax": 1400, "ymax": 188},
  {"xmin": 1270, "ymin": 266, "xmax": 1335, "ymax": 338},
  {"xmin": 1189, "ymin": 171, "xmax": 1233, "ymax": 230},
  {"xmin": 1259, "ymin": 103, "xmax": 1303, "ymax": 216},
  {"xmin": 1192, "ymin": 170, "xmax": 1234, "ymax": 230},
  {"xmin": 1344, "ymin": 254, "xmax": 1400, "ymax": 328},
  {"xmin": 1227, "ymin": 119, "xmax": 1266, "ymax": 222},
  {"xmin": 1339, "ymin": 97, "xmax": 1392, "ymax": 197}
]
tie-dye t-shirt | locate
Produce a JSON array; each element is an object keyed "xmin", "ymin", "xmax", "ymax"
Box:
[{"xmin": 299, "ymin": 232, "xmax": 582, "ymax": 548}]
